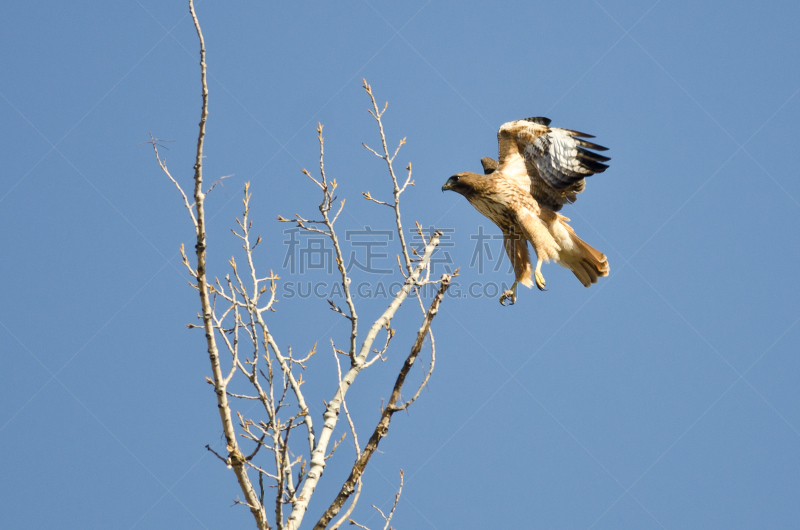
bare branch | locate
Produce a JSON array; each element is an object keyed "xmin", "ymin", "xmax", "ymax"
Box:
[
  {"xmin": 361, "ymin": 142, "xmax": 383, "ymax": 159},
  {"xmin": 364, "ymin": 325, "xmax": 394, "ymax": 368},
  {"xmin": 301, "ymin": 168, "xmax": 323, "ymax": 189},
  {"xmin": 149, "ymin": 132, "xmax": 198, "ymax": 228},
  {"xmin": 362, "ymin": 79, "xmax": 412, "ymax": 274},
  {"xmin": 205, "ymin": 174, "xmax": 233, "ymax": 196},
  {"xmin": 330, "ymin": 478, "xmax": 362, "ymax": 530},
  {"xmin": 246, "ymin": 461, "xmax": 279, "ymax": 481},
  {"xmin": 348, "ymin": 520, "xmax": 371, "ymax": 530},
  {"xmin": 333, "ymin": 340, "xmax": 360, "ymax": 458},
  {"xmin": 275, "ymin": 418, "xmax": 293, "ymax": 529},
  {"xmin": 286, "ymin": 234, "xmax": 443, "ymax": 530},
  {"xmin": 287, "ymin": 123, "xmax": 359, "ymax": 360},
  {"xmin": 381, "ymin": 470, "xmax": 404, "ymax": 530},
  {"xmin": 347, "ymin": 470, "xmax": 403, "ymax": 530},
  {"xmin": 325, "ymin": 432, "xmax": 348, "ymax": 461},
  {"xmin": 206, "ymin": 444, "xmax": 230, "ymax": 466},
  {"xmin": 328, "ymin": 299, "xmax": 354, "ymax": 321},
  {"xmin": 184, "ymin": 2, "xmax": 268, "ymax": 528},
  {"xmin": 245, "ymin": 432, "xmax": 269, "ymax": 461},
  {"xmin": 227, "ymin": 390, "xmax": 261, "ymax": 400},
  {"xmin": 313, "ymin": 274, "xmax": 452, "ymax": 529},
  {"xmin": 361, "ymin": 191, "xmax": 391, "ymax": 207}
]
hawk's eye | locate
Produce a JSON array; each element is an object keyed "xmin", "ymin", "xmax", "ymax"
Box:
[{"xmin": 454, "ymin": 176, "xmax": 460, "ymax": 181}]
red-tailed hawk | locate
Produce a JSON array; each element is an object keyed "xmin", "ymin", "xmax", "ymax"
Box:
[{"xmin": 442, "ymin": 117, "xmax": 610, "ymax": 305}]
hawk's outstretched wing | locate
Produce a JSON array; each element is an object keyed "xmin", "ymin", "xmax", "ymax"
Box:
[{"xmin": 494, "ymin": 117, "xmax": 610, "ymax": 211}]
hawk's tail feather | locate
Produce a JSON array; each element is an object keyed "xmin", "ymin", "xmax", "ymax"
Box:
[{"xmin": 557, "ymin": 221, "xmax": 609, "ymax": 288}]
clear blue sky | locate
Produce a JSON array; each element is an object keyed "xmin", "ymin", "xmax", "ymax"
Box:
[{"xmin": 2, "ymin": 1, "xmax": 799, "ymax": 528}]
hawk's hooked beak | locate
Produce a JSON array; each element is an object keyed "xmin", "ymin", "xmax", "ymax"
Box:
[{"xmin": 442, "ymin": 176, "xmax": 457, "ymax": 192}]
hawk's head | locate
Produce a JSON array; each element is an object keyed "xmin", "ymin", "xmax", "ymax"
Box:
[{"xmin": 442, "ymin": 172, "xmax": 482, "ymax": 196}]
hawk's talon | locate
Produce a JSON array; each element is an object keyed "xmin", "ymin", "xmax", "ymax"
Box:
[
  {"xmin": 499, "ymin": 289, "xmax": 516, "ymax": 306},
  {"xmin": 499, "ymin": 280, "xmax": 519, "ymax": 306},
  {"xmin": 534, "ymin": 270, "xmax": 547, "ymax": 291}
]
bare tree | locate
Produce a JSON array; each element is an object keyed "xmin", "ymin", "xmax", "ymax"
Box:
[{"xmin": 149, "ymin": 2, "xmax": 454, "ymax": 528}]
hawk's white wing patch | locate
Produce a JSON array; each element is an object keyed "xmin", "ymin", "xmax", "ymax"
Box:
[{"xmin": 523, "ymin": 126, "xmax": 610, "ymax": 190}]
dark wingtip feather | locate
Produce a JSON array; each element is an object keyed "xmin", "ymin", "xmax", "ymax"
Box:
[
  {"xmin": 480, "ymin": 157, "xmax": 498, "ymax": 174},
  {"xmin": 576, "ymin": 147, "xmax": 611, "ymax": 163},
  {"xmin": 576, "ymin": 139, "xmax": 609, "ymax": 152},
  {"xmin": 523, "ymin": 116, "xmax": 551, "ymax": 126},
  {"xmin": 578, "ymin": 158, "xmax": 609, "ymax": 173},
  {"xmin": 542, "ymin": 169, "xmax": 586, "ymax": 190},
  {"xmin": 563, "ymin": 128, "xmax": 595, "ymax": 138}
]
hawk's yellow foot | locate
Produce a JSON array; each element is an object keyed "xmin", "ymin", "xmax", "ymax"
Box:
[
  {"xmin": 534, "ymin": 259, "xmax": 547, "ymax": 291},
  {"xmin": 534, "ymin": 271, "xmax": 547, "ymax": 291},
  {"xmin": 499, "ymin": 281, "xmax": 519, "ymax": 306}
]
